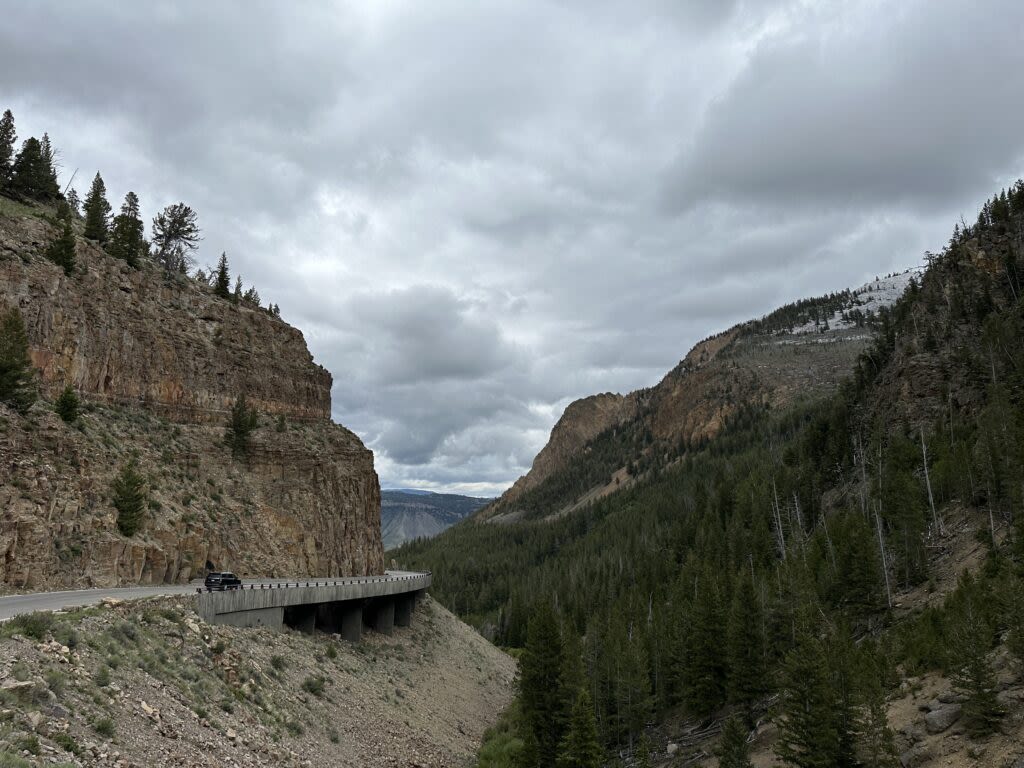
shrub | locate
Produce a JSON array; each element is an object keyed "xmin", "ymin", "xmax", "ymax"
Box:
[
  {"xmin": 325, "ymin": 643, "xmax": 338, "ymax": 660},
  {"xmin": 43, "ymin": 667, "xmax": 66, "ymax": 696},
  {"xmin": 3, "ymin": 611, "xmax": 53, "ymax": 640},
  {"xmin": 94, "ymin": 665, "xmax": 111, "ymax": 687},
  {"xmin": 52, "ymin": 732, "xmax": 82, "ymax": 755},
  {"xmin": 14, "ymin": 735, "xmax": 38, "ymax": 755},
  {"xmin": 0, "ymin": 750, "xmax": 33, "ymax": 768},
  {"xmin": 301, "ymin": 676, "xmax": 326, "ymax": 697},
  {"xmin": 270, "ymin": 655, "xmax": 286, "ymax": 672},
  {"xmin": 93, "ymin": 717, "xmax": 115, "ymax": 738},
  {"xmin": 55, "ymin": 385, "xmax": 79, "ymax": 423}
]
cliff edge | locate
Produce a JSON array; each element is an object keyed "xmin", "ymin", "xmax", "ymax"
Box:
[{"xmin": 0, "ymin": 206, "xmax": 384, "ymax": 589}]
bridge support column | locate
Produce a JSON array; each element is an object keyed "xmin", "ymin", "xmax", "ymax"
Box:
[
  {"xmin": 394, "ymin": 593, "xmax": 413, "ymax": 627},
  {"xmin": 371, "ymin": 597, "xmax": 395, "ymax": 635},
  {"xmin": 340, "ymin": 602, "xmax": 362, "ymax": 643}
]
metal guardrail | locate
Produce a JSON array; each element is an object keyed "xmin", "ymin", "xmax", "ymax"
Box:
[{"xmin": 196, "ymin": 571, "xmax": 431, "ymax": 594}]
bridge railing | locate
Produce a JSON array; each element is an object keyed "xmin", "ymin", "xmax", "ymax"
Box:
[{"xmin": 196, "ymin": 571, "xmax": 432, "ymax": 593}]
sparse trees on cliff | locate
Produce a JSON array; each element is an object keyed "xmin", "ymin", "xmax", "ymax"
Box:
[
  {"xmin": 108, "ymin": 191, "xmax": 146, "ymax": 268},
  {"xmin": 151, "ymin": 203, "xmax": 200, "ymax": 273},
  {"xmin": 112, "ymin": 459, "xmax": 147, "ymax": 537},
  {"xmin": 45, "ymin": 220, "xmax": 76, "ymax": 276},
  {"xmin": 214, "ymin": 252, "xmax": 231, "ymax": 299},
  {"xmin": 0, "ymin": 109, "xmax": 16, "ymax": 192},
  {"xmin": 65, "ymin": 187, "xmax": 81, "ymax": 218},
  {"xmin": 83, "ymin": 172, "xmax": 112, "ymax": 243},
  {"xmin": 55, "ymin": 384, "xmax": 79, "ymax": 423},
  {"xmin": 225, "ymin": 394, "xmax": 259, "ymax": 458},
  {"xmin": 10, "ymin": 136, "xmax": 61, "ymax": 201},
  {"xmin": 0, "ymin": 308, "xmax": 35, "ymax": 412}
]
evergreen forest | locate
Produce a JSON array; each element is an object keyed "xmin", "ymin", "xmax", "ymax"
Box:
[{"xmin": 395, "ymin": 183, "xmax": 1024, "ymax": 767}]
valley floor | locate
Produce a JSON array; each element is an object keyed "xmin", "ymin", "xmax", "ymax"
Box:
[{"xmin": 0, "ymin": 594, "xmax": 515, "ymax": 767}]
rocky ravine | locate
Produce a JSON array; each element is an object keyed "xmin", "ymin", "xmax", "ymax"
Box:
[
  {"xmin": 0, "ymin": 594, "xmax": 516, "ymax": 768},
  {"xmin": 0, "ymin": 207, "xmax": 384, "ymax": 590}
]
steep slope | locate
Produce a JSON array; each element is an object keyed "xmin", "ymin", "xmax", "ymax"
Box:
[
  {"xmin": 381, "ymin": 490, "xmax": 491, "ymax": 549},
  {"xmin": 0, "ymin": 205, "xmax": 384, "ymax": 589},
  {"xmin": 0, "ymin": 594, "xmax": 515, "ymax": 767},
  {"xmin": 489, "ymin": 270, "xmax": 919, "ymax": 521}
]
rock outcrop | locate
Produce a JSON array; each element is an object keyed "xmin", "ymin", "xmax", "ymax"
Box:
[
  {"xmin": 0, "ymin": 208, "xmax": 384, "ymax": 589},
  {"xmin": 491, "ymin": 277, "xmax": 909, "ymax": 519}
]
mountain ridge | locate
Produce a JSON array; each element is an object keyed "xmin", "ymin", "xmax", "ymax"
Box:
[{"xmin": 483, "ymin": 269, "xmax": 920, "ymax": 522}]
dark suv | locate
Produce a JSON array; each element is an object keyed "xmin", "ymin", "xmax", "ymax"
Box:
[{"xmin": 204, "ymin": 572, "xmax": 242, "ymax": 591}]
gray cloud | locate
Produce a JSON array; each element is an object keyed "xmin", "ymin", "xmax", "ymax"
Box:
[{"xmin": 3, "ymin": 0, "xmax": 1024, "ymax": 494}]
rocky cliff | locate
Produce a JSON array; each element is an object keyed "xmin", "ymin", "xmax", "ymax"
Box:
[
  {"xmin": 491, "ymin": 272, "xmax": 918, "ymax": 518},
  {"xmin": 0, "ymin": 206, "xmax": 384, "ymax": 589}
]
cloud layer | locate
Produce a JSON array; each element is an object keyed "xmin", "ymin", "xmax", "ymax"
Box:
[{"xmin": 3, "ymin": 0, "xmax": 1023, "ymax": 494}]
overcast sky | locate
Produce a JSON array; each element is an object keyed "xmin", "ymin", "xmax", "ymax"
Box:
[{"xmin": 3, "ymin": 1, "xmax": 1023, "ymax": 495}]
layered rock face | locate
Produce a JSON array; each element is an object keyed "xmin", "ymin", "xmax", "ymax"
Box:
[
  {"xmin": 500, "ymin": 393, "xmax": 637, "ymax": 506},
  {"xmin": 0, "ymin": 211, "xmax": 384, "ymax": 589},
  {"xmin": 1, "ymin": 215, "xmax": 330, "ymax": 423}
]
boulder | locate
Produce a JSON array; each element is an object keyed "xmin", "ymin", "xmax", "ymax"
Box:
[{"xmin": 925, "ymin": 704, "xmax": 962, "ymax": 734}]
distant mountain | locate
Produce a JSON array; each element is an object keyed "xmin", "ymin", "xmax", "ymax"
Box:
[
  {"xmin": 381, "ymin": 490, "xmax": 492, "ymax": 550},
  {"xmin": 481, "ymin": 269, "xmax": 921, "ymax": 523}
]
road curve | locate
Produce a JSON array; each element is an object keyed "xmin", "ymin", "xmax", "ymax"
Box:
[{"xmin": 0, "ymin": 571, "xmax": 424, "ymax": 622}]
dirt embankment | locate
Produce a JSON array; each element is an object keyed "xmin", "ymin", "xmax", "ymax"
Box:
[{"xmin": 0, "ymin": 594, "xmax": 515, "ymax": 767}]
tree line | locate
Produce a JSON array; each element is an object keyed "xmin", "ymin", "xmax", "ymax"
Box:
[{"xmin": 0, "ymin": 108, "xmax": 279, "ymax": 316}]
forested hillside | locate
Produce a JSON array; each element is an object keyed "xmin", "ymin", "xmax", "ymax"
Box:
[
  {"xmin": 395, "ymin": 184, "xmax": 1024, "ymax": 767},
  {"xmin": 485, "ymin": 272, "xmax": 917, "ymax": 525},
  {"xmin": 381, "ymin": 490, "xmax": 491, "ymax": 549}
]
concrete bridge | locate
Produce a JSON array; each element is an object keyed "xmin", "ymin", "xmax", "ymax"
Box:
[{"xmin": 195, "ymin": 570, "xmax": 431, "ymax": 642}]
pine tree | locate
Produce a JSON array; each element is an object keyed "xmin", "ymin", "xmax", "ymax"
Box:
[
  {"xmin": 233, "ymin": 275, "xmax": 243, "ymax": 303},
  {"xmin": 225, "ymin": 394, "xmax": 259, "ymax": 458},
  {"xmin": 681, "ymin": 569, "xmax": 726, "ymax": 718},
  {"xmin": 609, "ymin": 610, "xmax": 653, "ymax": 746},
  {"xmin": 948, "ymin": 580, "xmax": 1003, "ymax": 736},
  {"xmin": 214, "ymin": 252, "xmax": 231, "ymax": 299},
  {"xmin": 634, "ymin": 732, "xmax": 652, "ymax": 768},
  {"xmin": 45, "ymin": 220, "xmax": 76, "ymax": 276},
  {"xmin": 0, "ymin": 307, "xmax": 35, "ymax": 412},
  {"xmin": 108, "ymin": 191, "xmax": 145, "ymax": 267},
  {"xmin": 10, "ymin": 137, "xmax": 60, "ymax": 201},
  {"xmin": 82, "ymin": 172, "xmax": 112, "ymax": 243},
  {"xmin": 776, "ymin": 629, "xmax": 840, "ymax": 768},
  {"xmin": 0, "ymin": 109, "xmax": 15, "ymax": 191},
  {"xmin": 151, "ymin": 203, "xmax": 200, "ymax": 272},
  {"xmin": 65, "ymin": 188, "xmax": 81, "ymax": 218},
  {"xmin": 112, "ymin": 459, "xmax": 146, "ymax": 537},
  {"xmin": 556, "ymin": 689, "xmax": 603, "ymax": 768},
  {"xmin": 718, "ymin": 715, "xmax": 753, "ymax": 768},
  {"xmin": 55, "ymin": 384, "xmax": 79, "ymax": 423},
  {"xmin": 854, "ymin": 657, "xmax": 898, "ymax": 768},
  {"xmin": 37, "ymin": 133, "xmax": 60, "ymax": 199},
  {"xmin": 726, "ymin": 569, "xmax": 767, "ymax": 720},
  {"xmin": 519, "ymin": 602, "xmax": 565, "ymax": 768}
]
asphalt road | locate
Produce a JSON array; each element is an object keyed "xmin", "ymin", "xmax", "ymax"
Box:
[{"xmin": 0, "ymin": 571, "xmax": 423, "ymax": 622}]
